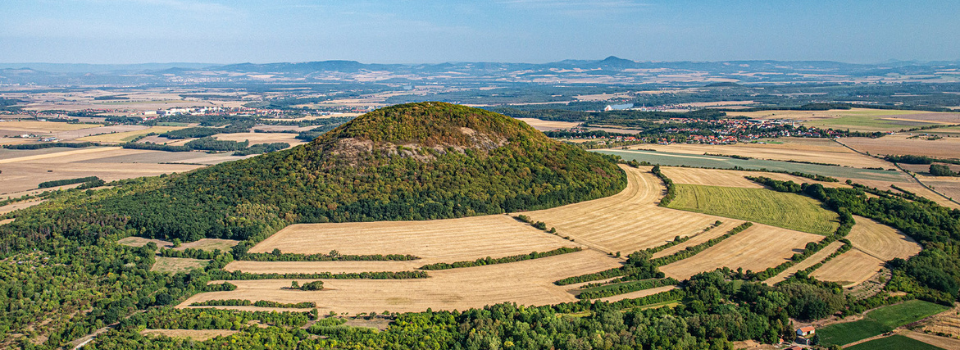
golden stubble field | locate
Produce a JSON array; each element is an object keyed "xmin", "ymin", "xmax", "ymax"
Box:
[
  {"xmin": 521, "ymin": 166, "xmax": 742, "ymax": 255},
  {"xmin": 248, "ymin": 215, "xmax": 580, "ymax": 265},
  {"xmin": 182, "ymin": 250, "xmax": 622, "ymax": 315},
  {"xmin": 632, "ymin": 138, "xmax": 893, "ymax": 169},
  {"xmin": 658, "ymin": 224, "xmax": 821, "ymax": 280}
]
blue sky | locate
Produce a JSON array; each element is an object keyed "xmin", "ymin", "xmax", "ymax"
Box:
[{"xmin": 1, "ymin": 0, "xmax": 958, "ymax": 64}]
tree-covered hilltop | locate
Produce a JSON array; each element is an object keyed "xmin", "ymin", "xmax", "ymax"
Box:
[{"xmin": 1, "ymin": 102, "xmax": 625, "ymax": 251}]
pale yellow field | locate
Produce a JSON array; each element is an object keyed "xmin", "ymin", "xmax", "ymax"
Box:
[
  {"xmin": 630, "ymin": 138, "xmax": 892, "ymax": 169},
  {"xmin": 152, "ymin": 257, "xmax": 209, "ymax": 274},
  {"xmin": 180, "ymin": 250, "xmax": 622, "ymax": 314},
  {"xmin": 179, "ymin": 238, "xmax": 240, "ymax": 252},
  {"xmin": 249, "ymin": 215, "xmax": 581, "ymax": 265},
  {"xmin": 0, "ymin": 199, "xmax": 46, "ymax": 215},
  {"xmin": 850, "ymin": 178, "xmax": 960, "ymax": 210},
  {"xmin": 659, "ymin": 224, "xmax": 822, "ymax": 280},
  {"xmin": 118, "ymin": 237, "xmax": 174, "ymax": 249},
  {"xmin": 522, "ymin": 165, "xmax": 743, "ymax": 255},
  {"xmin": 660, "ymin": 167, "xmax": 846, "ymax": 189},
  {"xmin": 810, "ymin": 250, "xmax": 884, "ymax": 287},
  {"xmin": 78, "ymin": 126, "xmax": 186, "ymax": 143},
  {"xmin": 0, "ymin": 120, "xmax": 101, "ymax": 132},
  {"xmin": 213, "ymin": 132, "xmax": 304, "ymax": 145},
  {"xmin": 764, "ymin": 241, "xmax": 845, "ymax": 285},
  {"xmin": 0, "ymin": 147, "xmax": 233, "ymax": 194},
  {"xmin": 847, "ymin": 216, "xmax": 921, "ymax": 261},
  {"xmin": 140, "ymin": 329, "xmax": 237, "ymax": 341},
  {"xmin": 514, "ymin": 118, "xmax": 581, "ymax": 131}
]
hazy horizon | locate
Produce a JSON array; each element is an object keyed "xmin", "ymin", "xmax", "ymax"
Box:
[{"xmin": 1, "ymin": 1, "xmax": 959, "ymax": 65}]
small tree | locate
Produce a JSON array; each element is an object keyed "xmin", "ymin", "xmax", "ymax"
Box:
[
  {"xmin": 300, "ymin": 281, "xmax": 324, "ymax": 291},
  {"xmin": 171, "ymin": 238, "xmax": 181, "ymax": 248},
  {"xmin": 291, "ymin": 280, "xmax": 300, "ymax": 289}
]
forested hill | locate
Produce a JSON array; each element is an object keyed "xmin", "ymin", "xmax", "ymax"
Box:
[{"xmin": 1, "ymin": 102, "xmax": 625, "ymax": 251}]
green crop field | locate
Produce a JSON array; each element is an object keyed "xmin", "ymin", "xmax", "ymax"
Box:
[
  {"xmin": 818, "ymin": 300, "xmax": 950, "ymax": 346},
  {"xmin": 666, "ymin": 184, "xmax": 839, "ymax": 235},
  {"xmin": 846, "ymin": 335, "xmax": 943, "ymax": 350}
]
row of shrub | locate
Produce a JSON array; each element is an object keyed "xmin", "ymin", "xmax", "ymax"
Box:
[
  {"xmin": 577, "ymin": 278, "xmax": 679, "ymax": 299},
  {"xmin": 38, "ymin": 176, "xmax": 101, "ymax": 189},
  {"xmin": 239, "ymin": 250, "xmax": 420, "ymax": 262},
  {"xmin": 419, "ymin": 247, "xmax": 581, "ymax": 270},
  {"xmin": 650, "ymin": 222, "xmax": 754, "ymax": 266},
  {"xmin": 208, "ymin": 270, "xmax": 429, "ymax": 280},
  {"xmin": 189, "ymin": 299, "xmax": 316, "ymax": 308},
  {"xmin": 645, "ymin": 221, "xmax": 721, "ymax": 254},
  {"xmin": 651, "ymin": 165, "xmax": 676, "ymax": 206}
]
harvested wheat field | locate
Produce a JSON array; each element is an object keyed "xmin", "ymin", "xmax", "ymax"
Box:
[
  {"xmin": 0, "ymin": 120, "xmax": 101, "ymax": 133},
  {"xmin": 595, "ymin": 286, "xmax": 679, "ymax": 303},
  {"xmin": 660, "ymin": 167, "xmax": 846, "ymax": 189},
  {"xmin": 659, "ymin": 224, "xmax": 822, "ymax": 280},
  {"xmin": 250, "ymin": 214, "xmax": 580, "ymax": 265},
  {"xmin": 515, "ymin": 118, "xmax": 580, "ymax": 131},
  {"xmin": 764, "ymin": 241, "xmax": 845, "ymax": 285},
  {"xmin": 921, "ymin": 177, "xmax": 960, "ymax": 202},
  {"xmin": 0, "ymin": 199, "xmax": 45, "ymax": 215},
  {"xmin": 903, "ymin": 331, "xmax": 960, "ymax": 350},
  {"xmin": 633, "ymin": 138, "xmax": 891, "ymax": 169},
  {"xmin": 847, "ymin": 216, "xmax": 921, "ymax": 261},
  {"xmin": 810, "ymin": 250, "xmax": 885, "ymax": 287},
  {"xmin": 841, "ymin": 135, "xmax": 960, "ymax": 159},
  {"xmin": 651, "ymin": 221, "xmax": 747, "ymax": 259},
  {"xmin": 181, "ymin": 250, "xmax": 623, "ymax": 314},
  {"xmin": 141, "ymin": 329, "xmax": 237, "ymax": 341},
  {"xmin": 522, "ymin": 165, "xmax": 734, "ymax": 254}
]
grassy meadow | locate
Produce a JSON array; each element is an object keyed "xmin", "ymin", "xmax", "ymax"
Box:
[
  {"xmin": 666, "ymin": 184, "xmax": 839, "ymax": 235},
  {"xmin": 818, "ymin": 300, "xmax": 950, "ymax": 347}
]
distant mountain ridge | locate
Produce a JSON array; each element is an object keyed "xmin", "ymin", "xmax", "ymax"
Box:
[{"xmin": 2, "ymin": 58, "xmax": 959, "ymax": 85}]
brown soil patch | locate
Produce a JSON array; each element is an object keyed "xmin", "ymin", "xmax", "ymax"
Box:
[
  {"xmin": 522, "ymin": 165, "xmax": 735, "ymax": 255},
  {"xmin": 810, "ymin": 250, "xmax": 884, "ymax": 287},
  {"xmin": 764, "ymin": 241, "xmax": 845, "ymax": 285},
  {"xmin": 847, "ymin": 216, "xmax": 921, "ymax": 261},
  {"xmin": 250, "ymin": 215, "xmax": 579, "ymax": 265},
  {"xmin": 180, "ymin": 250, "xmax": 622, "ymax": 315},
  {"xmin": 140, "ymin": 329, "xmax": 237, "ymax": 341},
  {"xmin": 659, "ymin": 224, "xmax": 821, "ymax": 280}
]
